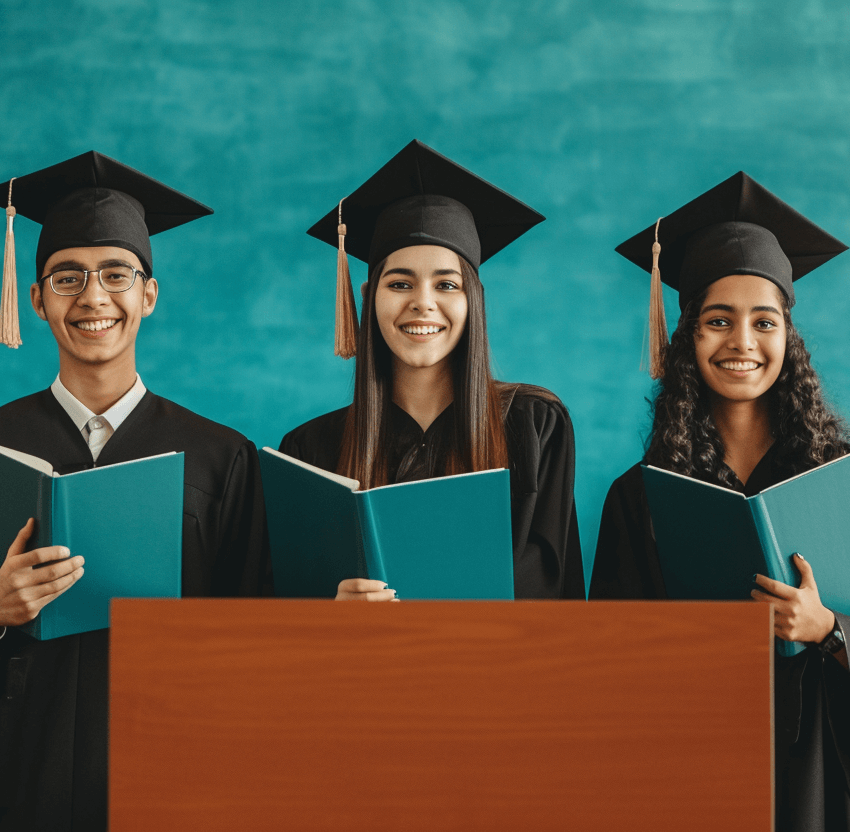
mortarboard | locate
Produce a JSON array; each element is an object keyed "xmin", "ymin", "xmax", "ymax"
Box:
[
  {"xmin": 307, "ymin": 140, "xmax": 545, "ymax": 359},
  {"xmin": 616, "ymin": 172, "xmax": 848, "ymax": 378},
  {"xmin": 1, "ymin": 151, "xmax": 212, "ymax": 348}
]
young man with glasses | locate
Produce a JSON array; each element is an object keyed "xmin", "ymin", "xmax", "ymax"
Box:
[{"xmin": 0, "ymin": 152, "xmax": 270, "ymax": 831}]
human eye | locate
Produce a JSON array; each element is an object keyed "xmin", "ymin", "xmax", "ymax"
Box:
[
  {"xmin": 53, "ymin": 271, "xmax": 83, "ymax": 287},
  {"xmin": 436, "ymin": 280, "xmax": 461, "ymax": 291},
  {"xmin": 703, "ymin": 316, "xmax": 729, "ymax": 328},
  {"xmin": 102, "ymin": 268, "xmax": 133, "ymax": 288},
  {"xmin": 754, "ymin": 318, "xmax": 778, "ymax": 331},
  {"xmin": 386, "ymin": 279, "xmax": 412, "ymax": 290}
]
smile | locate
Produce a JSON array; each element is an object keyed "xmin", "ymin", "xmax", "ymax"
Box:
[
  {"xmin": 72, "ymin": 319, "xmax": 119, "ymax": 332},
  {"xmin": 400, "ymin": 324, "xmax": 445, "ymax": 335},
  {"xmin": 717, "ymin": 360, "xmax": 761, "ymax": 371}
]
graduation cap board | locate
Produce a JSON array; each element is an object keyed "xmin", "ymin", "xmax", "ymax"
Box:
[
  {"xmin": 0, "ymin": 151, "xmax": 212, "ymax": 348},
  {"xmin": 615, "ymin": 171, "xmax": 848, "ymax": 378},
  {"xmin": 307, "ymin": 140, "xmax": 545, "ymax": 358}
]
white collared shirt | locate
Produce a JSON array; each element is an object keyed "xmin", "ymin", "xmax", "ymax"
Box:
[{"xmin": 50, "ymin": 375, "xmax": 147, "ymax": 462}]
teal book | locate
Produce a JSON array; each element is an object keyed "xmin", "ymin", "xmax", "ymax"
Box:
[
  {"xmin": 0, "ymin": 447, "xmax": 184, "ymax": 640},
  {"xmin": 260, "ymin": 448, "xmax": 514, "ymax": 600},
  {"xmin": 642, "ymin": 456, "xmax": 850, "ymax": 657}
]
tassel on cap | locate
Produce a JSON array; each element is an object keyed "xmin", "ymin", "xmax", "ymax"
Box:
[
  {"xmin": 334, "ymin": 198, "xmax": 358, "ymax": 359},
  {"xmin": 1, "ymin": 178, "xmax": 21, "ymax": 349},
  {"xmin": 647, "ymin": 217, "xmax": 667, "ymax": 379}
]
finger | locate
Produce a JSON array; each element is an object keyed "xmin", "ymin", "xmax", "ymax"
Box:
[
  {"xmin": 29, "ymin": 556, "xmax": 85, "ymax": 586},
  {"xmin": 18, "ymin": 546, "xmax": 74, "ymax": 570},
  {"xmin": 337, "ymin": 578, "xmax": 389, "ymax": 594},
  {"xmin": 751, "ymin": 588, "xmax": 780, "ymax": 604},
  {"xmin": 32, "ymin": 566, "xmax": 84, "ymax": 601},
  {"xmin": 792, "ymin": 553, "xmax": 817, "ymax": 589},
  {"xmin": 365, "ymin": 588, "xmax": 397, "ymax": 602},
  {"xmin": 6, "ymin": 518, "xmax": 36, "ymax": 558},
  {"xmin": 753, "ymin": 573, "xmax": 795, "ymax": 600}
]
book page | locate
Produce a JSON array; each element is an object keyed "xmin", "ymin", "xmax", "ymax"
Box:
[
  {"xmin": 369, "ymin": 467, "xmax": 507, "ymax": 492},
  {"xmin": 0, "ymin": 445, "xmax": 54, "ymax": 477},
  {"xmin": 262, "ymin": 447, "xmax": 361, "ymax": 491}
]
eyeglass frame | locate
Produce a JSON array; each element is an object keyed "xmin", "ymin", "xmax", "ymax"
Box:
[{"xmin": 38, "ymin": 266, "xmax": 149, "ymax": 296}]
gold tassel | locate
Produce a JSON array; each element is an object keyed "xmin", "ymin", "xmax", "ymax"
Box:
[
  {"xmin": 1, "ymin": 177, "xmax": 21, "ymax": 349},
  {"xmin": 648, "ymin": 217, "xmax": 667, "ymax": 379},
  {"xmin": 334, "ymin": 198, "xmax": 358, "ymax": 359}
]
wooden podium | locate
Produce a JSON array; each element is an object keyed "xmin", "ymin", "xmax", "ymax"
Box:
[{"xmin": 110, "ymin": 600, "xmax": 773, "ymax": 831}]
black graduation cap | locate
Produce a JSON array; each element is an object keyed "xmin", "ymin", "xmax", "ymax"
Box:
[
  {"xmin": 616, "ymin": 172, "xmax": 848, "ymax": 378},
  {"xmin": 307, "ymin": 139, "xmax": 545, "ymax": 358},
  {"xmin": 0, "ymin": 151, "xmax": 212, "ymax": 348}
]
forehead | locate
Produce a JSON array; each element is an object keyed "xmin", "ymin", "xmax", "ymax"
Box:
[
  {"xmin": 382, "ymin": 245, "xmax": 462, "ymax": 273},
  {"xmin": 42, "ymin": 245, "xmax": 143, "ymax": 274},
  {"xmin": 701, "ymin": 274, "xmax": 784, "ymax": 309}
]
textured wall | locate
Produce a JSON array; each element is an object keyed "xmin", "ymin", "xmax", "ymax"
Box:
[{"xmin": 2, "ymin": 0, "xmax": 850, "ymax": 586}]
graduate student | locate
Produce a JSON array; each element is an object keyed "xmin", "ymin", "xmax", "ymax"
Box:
[
  {"xmin": 589, "ymin": 172, "xmax": 850, "ymax": 832},
  {"xmin": 0, "ymin": 152, "xmax": 270, "ymax": 831},
  {"xmin": 281, "ymin": 140, "xmax": 583, "ymax": 600}
]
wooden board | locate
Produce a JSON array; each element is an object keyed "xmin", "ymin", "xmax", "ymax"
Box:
[{"xmin": 110, "ymin": 600, "xmax": 773, "ymax": 831}]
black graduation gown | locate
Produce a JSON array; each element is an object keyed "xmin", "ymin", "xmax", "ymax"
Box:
[
  {"xmin": 0, "ymin": 388, "xmax": 271, "ymax": 832},
  {"xmin": 280, "ymin": 386, "xmax": 584, "ymax": 599},
  {"xmin": 589, "ymin": 451, "xmax": 850, "ymax": 832}
]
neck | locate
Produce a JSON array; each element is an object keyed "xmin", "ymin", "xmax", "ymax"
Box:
[
  {"xmin": 711, "ymin": 394, "xmax": 774, "ymax": 485},
  {"xmin": 391, "ymin": 358, "xmax": 454, "ymax": 431},
  {"xmin": 58, "ymin": 352, "xmax": 138, "ymax": 414}
]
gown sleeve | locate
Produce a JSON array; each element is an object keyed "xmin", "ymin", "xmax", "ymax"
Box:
[
  {"xmin": 588, "ymin": 463, "xmax": 667, "ymax": 600},
  {"xmin": 212, "ymin": 440, "xmax": 273, "ymax": 597},
  {"xmin": 507, "ymin": 393, "xmax": 584, "ymax": 600}
]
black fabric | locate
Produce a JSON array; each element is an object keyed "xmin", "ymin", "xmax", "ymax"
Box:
[
  {"xmin": 306, "ymin": 140, "xmax": 545, "ymax": 272},
  {"xmin": 280, "ymin": 386, "xmax": 583, "ymax": 600},
  {"xmin": 589, "ymin": 454, "xmax": 850, "ymax": 832},
  {"xmin": 0, "ymin": 388, "xmax": 271, "ymax": 831},
  {"xmin": 1, "ymin": 151, "xmax": 213, "ymax": 277},
  {"xmin": 615, "ymin": 171, "xmax": 848, "ymax": 308}
]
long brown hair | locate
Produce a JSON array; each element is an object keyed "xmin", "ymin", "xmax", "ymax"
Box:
[
  {"xmin": 646, "ymin": 289, "xmax": 850, "ymax": 487},
  {"xmin": 337, "ymin": 255, "xmax": 510, "ymax": 488}
]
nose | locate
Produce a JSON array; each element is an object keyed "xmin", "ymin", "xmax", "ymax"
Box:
[
  {"xmin": 727, "ymin": 323, "xmax": 756, "ymax": 352},
  {"xmin": 76, "ymin": 273, "xmax": 110, "ymax": 306},
  {"xmin": 409, "ymin": 284, "xmax": 436, "ymax": 312}
]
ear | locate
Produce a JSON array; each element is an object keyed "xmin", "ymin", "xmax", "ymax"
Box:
[
  {"xmin": 360, "ymin": 281, "xmax": 368, "ymax": 299},
  {"xmin": 141, "ymin": 277, "xmax": 158, "ymax": 317},
  {"xmin": 30, "ymin": 282, "xmax": 47, "ymax": 321}
]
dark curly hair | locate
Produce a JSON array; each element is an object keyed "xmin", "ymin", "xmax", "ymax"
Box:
[{"xmin": 645, "ymin": 288, "xmax": 850, "ymax": 488}]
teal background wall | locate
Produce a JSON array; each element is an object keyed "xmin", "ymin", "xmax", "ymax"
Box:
[{"xmin": 2, "ymin": 0, "xmax": 850, "ymax": 588}]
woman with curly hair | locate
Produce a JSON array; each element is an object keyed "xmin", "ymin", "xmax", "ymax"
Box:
[
  {"xmin": 281, "ymin": 141, "xmax": 583, "ymax": 601},
  {"xmin": 589, "ymin": 172, "xmax": 850, "ymax": 832}
]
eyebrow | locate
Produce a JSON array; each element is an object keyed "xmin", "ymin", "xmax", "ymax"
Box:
[
  {"xmin": 382, "ymin": 267, "xmax": 463, "ymax": 278},
  {"xmin": 46, "ymin": 258, "xmax": 136, "ymax": 272},
  {"xmin": 701, "ymin": 303, "xmax": 782, "ymax": 315}
]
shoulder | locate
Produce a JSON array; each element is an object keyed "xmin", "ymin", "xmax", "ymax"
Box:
[
  {"xmin": 279, "ymin": 406, "xmax": 350, "ymax": 469},
  {"xmin": 501, "ymin": 382, "xmax": 573, "ymax": 438},
  {"xmin": 0, "ymin": 389, "xmax": 55, "ymax": 424},
  {"xmin": 143, "ymin": 393, "xmax": 252, "ymax": 452}
]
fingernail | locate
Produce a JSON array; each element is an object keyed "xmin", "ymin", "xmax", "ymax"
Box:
[
  {"xmin": 794, "ymin": 553, "xmax": 805, "ymax": 560},
  {"xmin": 383, "ymin": 583, "xmax": 389, "ymax": 589},
  {"xmin": 751, "ymin": 574, "xmax": 758, "ymax": 582},
  {"xmin": 60, "ymin": 547, "xmax": 71, "ymax": 558}
]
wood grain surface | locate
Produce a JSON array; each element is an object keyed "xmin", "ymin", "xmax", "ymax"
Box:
[{"xmin": 110, "ymin": 600, "xmax": 772, "ymax": 831}]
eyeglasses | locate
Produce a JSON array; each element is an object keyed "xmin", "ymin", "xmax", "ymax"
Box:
[{"xmin": 40, "ymin": 266, "xmax": 148, "ymax": 296}]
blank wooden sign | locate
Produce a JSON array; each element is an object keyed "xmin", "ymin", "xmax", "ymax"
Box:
[{"xmin": 110, "ymin": 600, "xmax": 772, "ymax": 831}]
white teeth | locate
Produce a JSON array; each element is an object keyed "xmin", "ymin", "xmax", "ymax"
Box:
[
  {"xmin": 718, "ymin": 360, "xmax": 759, "ymax": 371},
  {"xmin": 401, "ymin": 325, "xmax": 444, "ymax": 335},
  {"xmin": 75, "ymin": 319, "xmax": 118, "ymax": 332}
]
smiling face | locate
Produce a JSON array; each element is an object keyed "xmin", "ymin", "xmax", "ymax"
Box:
[
  {"xmin": 31, "ymin": 246, "xmax": 158, "ymax": 374},
  {"xmin": 374, "ymin": 245, "xmax": 468, "ymax": 371},
  {"xmin": 694, "ymin": 274, "xmax": 787, "ymax": 404}
]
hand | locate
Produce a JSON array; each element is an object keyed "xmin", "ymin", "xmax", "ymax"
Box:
[
  {"xmin": 335, "ymin": 578, "xmax": 398, "ymax": 602},
  {"xmin": 0, "ymin": 518, "xmax": 85, "ymax": 627},
  {"xmin": 751, "ymin": 553, "xmax": 834, "ymax": 643}
]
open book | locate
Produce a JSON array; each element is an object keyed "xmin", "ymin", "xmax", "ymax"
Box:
[
  {"xmin": 260, "ymin": 448, "xmax": 514, "ymax": 599},
  {"xmin": 642, "ymin": 455, "xmax": 850, "ymax": 656},
  {"xmin": 0, "ymin": 446, "xmax": 184, "ymax": 639}
]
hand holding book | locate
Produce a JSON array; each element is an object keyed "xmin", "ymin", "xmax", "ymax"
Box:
[
  {"xmin": 0, "ymin": 518, "xmax": 85, "ymax": 628},
  {"xmin": 752, "ymin": 554, "xmax": 837, "ymax": 644},
  {"xmin": 335, "ymin": 578, "xmax": 399, "ymax": 601}
]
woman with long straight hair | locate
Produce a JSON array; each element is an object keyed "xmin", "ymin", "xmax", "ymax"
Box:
[
  {"xmin": 589, "ymin": 172, "xmax": 850, "ymax": 832},
  {"xmin": 281, "ymin": 141, "xmax": 583, "ymax": 600}
]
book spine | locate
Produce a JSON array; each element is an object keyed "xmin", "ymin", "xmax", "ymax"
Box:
[
  {"xmin": 354, "ymin": 492, "xmax": 388, "ymax": 584},
  {"xmin": 748, "ymin": 496, "xmax": 796, "ymax": 587},
  {"xmin": 748, "ymin": 495, "xmax": 804, "ymax": 659}
]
